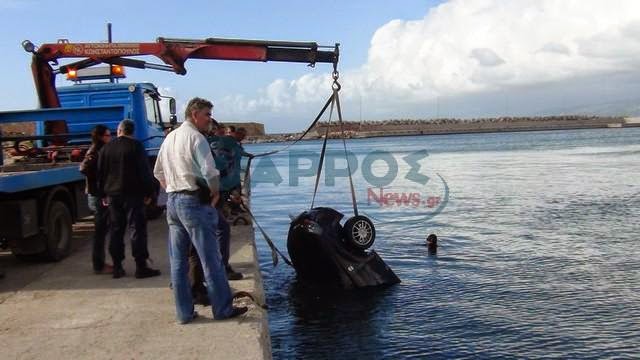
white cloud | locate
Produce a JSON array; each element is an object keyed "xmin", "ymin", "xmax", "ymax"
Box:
[
  {"xmin": 216, "ymin": 0, "xmax": 640, "ymax": 131},
  {"xmin": 470, "ymin": 48, "xmax": 505, "ymax": 67},
  {"xmin": 538, "ymin": 42, "xmax": 571, "ymax": 56}
]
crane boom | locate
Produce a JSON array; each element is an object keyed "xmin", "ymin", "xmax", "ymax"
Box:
[{"xmin": 25, "ymin": 37, "xmax": 339, "ymax": 108}]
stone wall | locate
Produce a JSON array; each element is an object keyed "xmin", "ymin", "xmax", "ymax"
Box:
[
  {"xmin": 222, "ymin": 122, "xmax": 265, "ymax": 137},
  {"xmin": 313, "ymin": 116, "xmax": 626, "ymax": 135}
]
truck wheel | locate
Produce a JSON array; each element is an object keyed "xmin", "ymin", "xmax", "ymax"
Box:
[
  {"xmin": 343, "ymin": 215, "xmax": 376, "ymax": 250},
  {"xmin": 45, "ymin": 201, "xmax": 72, "ymax": 261}
]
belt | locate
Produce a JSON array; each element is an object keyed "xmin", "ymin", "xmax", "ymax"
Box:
[{"xmin": 173, "ymin": 189, "xmax": 198, "ymax": 195}]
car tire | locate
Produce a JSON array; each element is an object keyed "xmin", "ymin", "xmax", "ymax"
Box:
[{"xmin": 343, "ymin": 215, "xmax": 376, "ymax": 250}]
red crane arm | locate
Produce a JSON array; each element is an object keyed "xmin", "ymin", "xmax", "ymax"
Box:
[{"xmin": 27, "ymin": 37, "xmax": 339, "ymax": 108}]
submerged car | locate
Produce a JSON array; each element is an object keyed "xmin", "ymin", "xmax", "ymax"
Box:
[{"xmin": 287, "ymin": 207, "xmax": 400, "ymax": 288}]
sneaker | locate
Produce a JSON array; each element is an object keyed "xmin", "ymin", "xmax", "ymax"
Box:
[
  {"xmin": 112, "ymin": 265, "xmax": 126, "ymax": 279},
  {"xmin": 226, "ymin": 267, "xmax": 244, "ymax": 281},
  {"xmin": 94, "ymin": 263, "xmax": 114, "ymax": 275},
  {"xmin": 135, "ymin": 266, "xmax": 161, "ymax": 279}
]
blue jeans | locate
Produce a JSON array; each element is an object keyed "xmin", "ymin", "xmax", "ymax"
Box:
[
  {"xmin": 88, "ymin": 194, "xmax": 109, "ymax": 271},
  {"xmin": 166, "ymin": 192, "xmax": 233, "ymax": 323},
  {"xmin": 189, "ymin": 207, "xmax": 231, "ymax": 296}
]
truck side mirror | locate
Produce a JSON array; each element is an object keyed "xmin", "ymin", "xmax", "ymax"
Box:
[
  {"xmin": 169, "ymin": 98, "xmax": 176, "ymax": 115},
  {"xmin": 169, "ymin": 98, "xmax": 177, "ymax": 125}
]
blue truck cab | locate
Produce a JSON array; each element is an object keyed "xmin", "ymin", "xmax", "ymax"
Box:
[
  {"xmin": 57, "ymin": 82, "xmax": 168, "ymax": 154},
  {"xmin": 0, "ymin": 80, "xmax": 175, "ymax": 260}
]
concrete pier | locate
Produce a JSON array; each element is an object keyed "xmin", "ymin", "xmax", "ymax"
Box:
[{"xmin": 0, "ymin": 217, "xmax": 271, "ymax": 359}]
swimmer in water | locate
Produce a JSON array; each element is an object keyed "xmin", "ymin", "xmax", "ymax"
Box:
[{"xmin": 426, "ymin": 234, "xmax": 437, "ymax": 255}]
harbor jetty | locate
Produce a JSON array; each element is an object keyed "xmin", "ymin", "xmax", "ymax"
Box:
[{"xmin": 0, "ymin": 217, "xmax": 271, "ymax": 359}]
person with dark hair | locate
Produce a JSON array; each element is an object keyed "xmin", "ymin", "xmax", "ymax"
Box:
[
  {"xmin": 231, "ymin": 127, "xmax": 254, "ymax": 183},
  {"xmin": 80, "ymin": 124, "xmax": 113, "ymax": 274},
  {"xmin": 426, "ymin": 234, "xmax": 438, "ymax": 255},
  {"xmin": 214, "ymin": 122, "xmax": 226, "ymax": 137},
  {"xmin": 154, "ymin": 98, "xmax": 247, "ymax": 323},
  {"xmin": 224, "ymin": 127, "xmax": 253, "ymax": 217},
  {"xmin": 97, "ymin": 119, "xmax": 160, "ymax": 279}
]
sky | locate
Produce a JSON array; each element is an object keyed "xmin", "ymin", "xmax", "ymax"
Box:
[{"xmin": 1, "ymin": 0, "xmax": 640, "ymax": 132}]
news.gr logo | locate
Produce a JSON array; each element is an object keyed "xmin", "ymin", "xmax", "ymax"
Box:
[{"xmin": 249, "ymin": 149, "xmax": 449, "ymax": 222}]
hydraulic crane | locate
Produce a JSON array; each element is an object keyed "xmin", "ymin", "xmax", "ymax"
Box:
[
  {"xmin": 0, "ymin": 36, "xmax": 338, "ymax": 261},
  {"xmin": 22, "ymin": 36, "xmax": 339, "ymax": 137}
]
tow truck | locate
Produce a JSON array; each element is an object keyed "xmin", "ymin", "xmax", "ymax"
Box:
[{"xmin": 0, "ymin": 36, "xmax": 338, "ymax": 260}]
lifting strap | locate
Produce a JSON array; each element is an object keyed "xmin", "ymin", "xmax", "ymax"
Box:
[
  {"xmin": 310, "ymin": 93, "xmax": 335, "ymax": 208},
  {"xmin": 334, "ymin": 89, "xmax": 359, "ymax": 216},
  {"xmin": 240, "ymin": 198, "xmax": 293, "ymax": 267},
  {"xmin": 310, "ymin": 82, "xmax": 359, "ymax": 216},
  {"xmin": 238, "ymin": 92, "xmax": 338, "ymax": 268},
  {"xmin": 239, "ymin": 65, "xmax": 361, "ymax": 268},
  {"xmin": 243, "ymin": 93, "xmax": 335, "ymax": 196}
]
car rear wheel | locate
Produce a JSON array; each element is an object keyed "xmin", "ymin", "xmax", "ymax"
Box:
[{"xmin": 343, "ymin": 215, "xmax": 375, "ymax": 250}]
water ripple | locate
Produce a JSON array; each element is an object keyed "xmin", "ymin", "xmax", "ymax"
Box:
[{"xmin": 249, "ymin": 128, "xmax": 640, "ymax": 359}]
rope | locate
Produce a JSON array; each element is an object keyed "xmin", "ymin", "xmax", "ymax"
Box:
[
  {"xmin": 250, "ymin": 93, "xmax": 335, "ymax": 159},
  {"xmin": 239, "ymin": 63, "xmax": 364, "ymax": 269},
  {"xmin": 233, "ymin": 291, "xmax": 268, "ymax": 309},
  {"xmin": 242, "ymin": 92, "xmax": 335, "ymax": 197},
  {"xmin": 240, "ymin": 198, "xmax": 293, "ymax": 267},
  {"xmin": 334, "ymin": 90, "xmax": 359, "ymax": 216},
  {"xmin": 311, "ymin": 94, "xmax": 336, "ymax": 209}
]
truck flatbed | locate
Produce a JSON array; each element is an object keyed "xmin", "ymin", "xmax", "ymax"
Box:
[{"xmin": 0, "ymin": 164, "xmax": 83, "ymax": 193}]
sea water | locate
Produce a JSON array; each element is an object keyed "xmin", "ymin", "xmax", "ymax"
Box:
[{"xmin": 245, "ymin": 127, "xmax": 640, "ymax": 359}]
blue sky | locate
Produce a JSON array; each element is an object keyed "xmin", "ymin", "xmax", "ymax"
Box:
[
  {"xmin": 1, "ymin": 0, "xmax": 640, "ymax": 132},
  {"xmin": 0, "ymin": 0, "xmax": 438, "ymax": 129}
]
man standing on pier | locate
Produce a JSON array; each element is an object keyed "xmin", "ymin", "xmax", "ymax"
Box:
[
  {"xmin": 97, "ymin": 119, "xmax": 161, "ymax": 279},
  {"xmin": 154, "ymin": 97, "xmax": 247, "ymax": 323}
]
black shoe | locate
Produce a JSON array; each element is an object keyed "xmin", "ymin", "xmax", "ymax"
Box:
[
  {"xmin": 94, "ymin": 263, "xmax": 114, "ymax": 275},
  {"xmin": 112, "ymin": 265, "xmax": 126, "ymax": 279},
  {"xmin": 226, "ymin": 267, "xmax": 244, "ymax": 281},
  {"xmin": 226, "ymin": 306, "xmax": 248, "ymax": 319},
  {"xmin": 135, "ymin": 266, "xmax": 161, "ymax": 279}
]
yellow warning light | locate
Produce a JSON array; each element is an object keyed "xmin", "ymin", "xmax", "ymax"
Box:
[
  {"xmin": 111, "ymin": 65, "xmax": 125, "ymax": 76},
  {"xmin": 66, "ymin": 69, "xmax": 78, "ymax": 80}
]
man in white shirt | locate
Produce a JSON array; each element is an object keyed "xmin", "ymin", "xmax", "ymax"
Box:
[{"xmin": 154, "ymin": 97, "xmax": 247, "ymax": 324}]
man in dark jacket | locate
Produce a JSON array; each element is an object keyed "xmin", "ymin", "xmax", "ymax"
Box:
[{"xmin": 97, "ymin": 119, "xmax": 160, "ymax": 279}]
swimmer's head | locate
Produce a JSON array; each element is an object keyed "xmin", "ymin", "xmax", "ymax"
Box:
[{"xmin": 426, "ymin": 234, "xmax": 438, "ymax": 253}]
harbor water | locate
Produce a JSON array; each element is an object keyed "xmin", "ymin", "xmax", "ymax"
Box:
[{"xmin": 246, "ymin": 128, "xmax": 640, "ymax": 359}]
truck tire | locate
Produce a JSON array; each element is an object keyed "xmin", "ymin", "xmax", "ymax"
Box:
[{"xmin": 45, "ymin": 201, "xmax": 72, "ymax": 261}]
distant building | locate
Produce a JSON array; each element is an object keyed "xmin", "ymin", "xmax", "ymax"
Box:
[{"xmin": 221, "ymin": 122, "xmax": 265, "ymax": 137}]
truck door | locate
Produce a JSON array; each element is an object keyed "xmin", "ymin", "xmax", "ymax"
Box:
[{"xmin": 143, "ymin": 92, "xmax": 165, "ymax": 155}]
